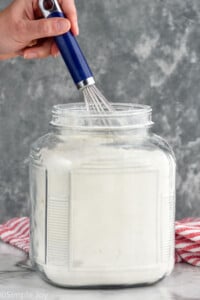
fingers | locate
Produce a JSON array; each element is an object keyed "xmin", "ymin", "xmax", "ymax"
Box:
[
  {"xmin": 51, "ymin": 42, "xmax": 59, "ymax": 57},
  {"xmin": 16, "ymin": 17, "xmax": 71, "ymax": 42},
  {"xmin": 33, "ymin": 0, "xmax": 79, "ymax": 35},
  {"xmin": 23, "ymin": 39, "xmax": 55, "ymax": 59},
  {"xmin": 60, "ymin": 0, "xmax": 79, "ymax": 36},
  {"xmin": 0, "ymin": 53, "xmax": 19, "ymax": 60}
]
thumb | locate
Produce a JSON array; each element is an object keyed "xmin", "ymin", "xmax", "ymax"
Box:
[{"xmin": 21, "ymin": 18, "xmax": 71, "ymax": 41}]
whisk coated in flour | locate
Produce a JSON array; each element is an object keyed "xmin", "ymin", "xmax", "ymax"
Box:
[{"xmin": 82, "ymin": 85, "xmax": 114, "ymax": 113}]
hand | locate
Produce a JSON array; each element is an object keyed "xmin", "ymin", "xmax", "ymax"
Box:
[{"xmin": 0, "ymin": 0, "xmax": 79, "ymax": 60}]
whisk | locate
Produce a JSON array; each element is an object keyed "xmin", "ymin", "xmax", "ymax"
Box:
[{"xmin": 39, "ymin": 0, "xmax": 114, "ymax": 114}]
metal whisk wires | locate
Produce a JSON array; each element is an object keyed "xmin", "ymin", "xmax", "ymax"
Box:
[{"xmin": 83, "ymin": 85, "xmax": 114, "ymax": 113}]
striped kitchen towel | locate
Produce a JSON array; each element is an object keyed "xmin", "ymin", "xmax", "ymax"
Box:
[
  {"xmin": 175, "ymin": 218, "xmax": 200, "ymax": 266},
  {"xmin": 1, "ymin": 217, "xmax": 200, "ymax": 266},
  {"xmin": 0, "ymin": 217, "xmax": 29, "ymax": 253}
]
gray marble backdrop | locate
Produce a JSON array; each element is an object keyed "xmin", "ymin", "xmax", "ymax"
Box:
[{"xmin": 0, "ymin": 0, "xmax": 200, "ymax": 222}]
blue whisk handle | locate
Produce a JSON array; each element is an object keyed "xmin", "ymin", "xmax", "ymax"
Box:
[{"xmin": 39, "ymin": 0, "xmax": 95, "ymax": 89}]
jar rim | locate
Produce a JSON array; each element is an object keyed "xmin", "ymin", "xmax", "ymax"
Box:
[{"xmin": 50, "ymin": 102, "xmax": 154, "ymax": 130}]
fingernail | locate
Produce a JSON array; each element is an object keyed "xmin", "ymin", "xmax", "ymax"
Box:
[
  {"xmin": 76, "ymin": 21, "xmax": 79, "ymax": 35},
  {"xmin": 57, "ymin": 20, "xmax": 70, "ymax": 32},
  {"xmin": 24, "ymin": 52, "xmax": 38, "ymax": 59},
  {"xmin": 53, "ymin": 52, "xmax": 59, "ymax": 58}
]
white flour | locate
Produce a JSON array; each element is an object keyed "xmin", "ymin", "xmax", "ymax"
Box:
[{"xmin": 30, "ymin": 134, "xmax": 175, "ymax": 286}]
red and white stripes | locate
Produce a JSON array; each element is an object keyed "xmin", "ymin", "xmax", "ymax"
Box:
[
  {"xmin": 0, "ymin": 217, "xmax": 29, "ymax": 253},
  {"xmin": 0, "ymin": 217, "xmax": 200, "ymax": 266},
  {"xmin": 175, "ymin": 218, "xmax": 200, "ymax": 266}
]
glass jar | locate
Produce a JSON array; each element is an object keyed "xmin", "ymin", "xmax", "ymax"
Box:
[{"xmin": 29, "ymin": 103, "xmax": 176, "ymax": 288}]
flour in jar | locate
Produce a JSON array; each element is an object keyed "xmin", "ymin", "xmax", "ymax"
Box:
[{"xmin": 30, "ymin": 143, "xmax": 175, "ymax": 286}]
